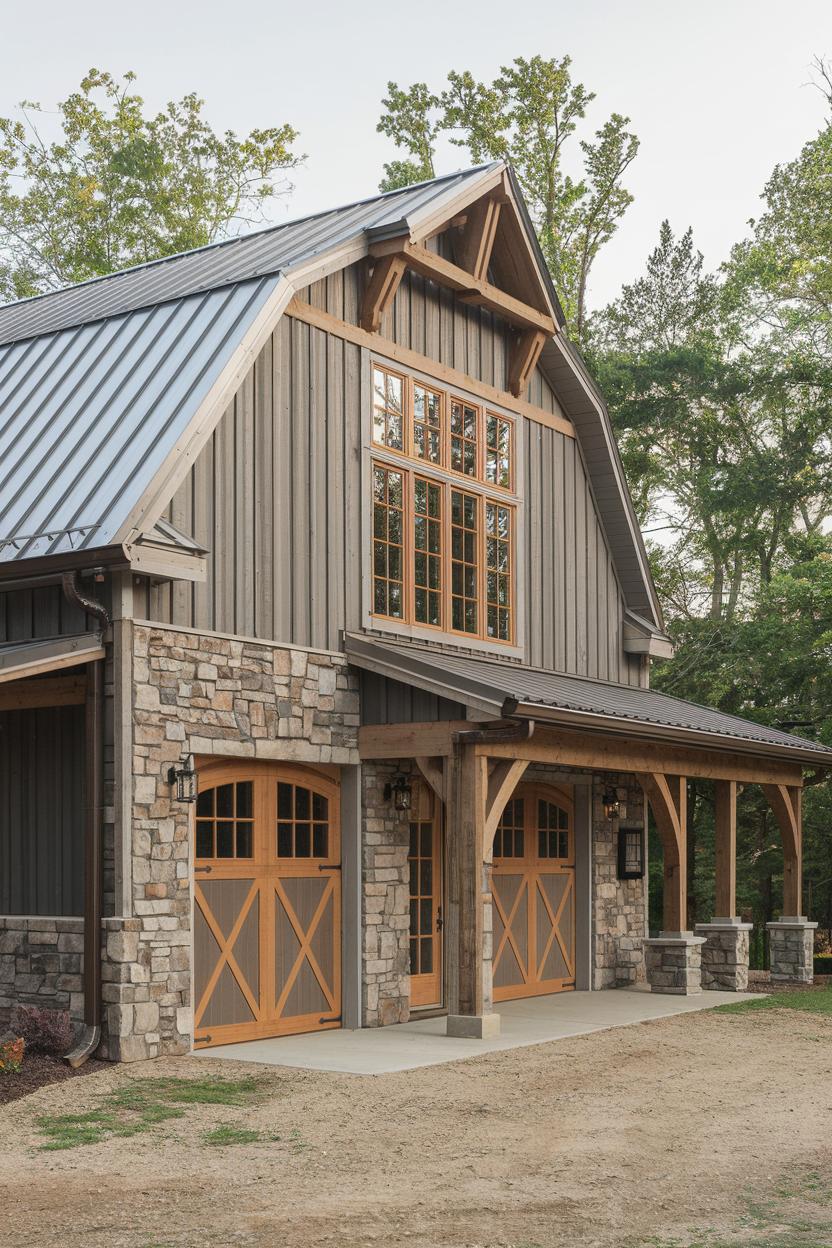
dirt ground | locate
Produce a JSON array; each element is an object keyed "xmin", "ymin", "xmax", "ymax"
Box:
[{"xmin": 1, "ymin": 1005, "xmax": 831, "ymax": 1248}]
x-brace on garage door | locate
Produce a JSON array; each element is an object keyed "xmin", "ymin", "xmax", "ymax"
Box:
[{"xmin": 193, "ymin": 761, "xmax": 341, "ymax": 1048}]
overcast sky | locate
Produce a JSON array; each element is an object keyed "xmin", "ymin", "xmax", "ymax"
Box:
[{"xmin": 3, "ymin": 0, "xmax": 830, "ymax": 309}]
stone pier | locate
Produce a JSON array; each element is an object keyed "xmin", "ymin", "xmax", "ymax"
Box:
[
  {"xmin": 644, "ymin": 934, "xmax": 705, "ymax": 995},
  {"xmin": 694, "ymin": 921, "xmax": 752, "ymax": 991}
]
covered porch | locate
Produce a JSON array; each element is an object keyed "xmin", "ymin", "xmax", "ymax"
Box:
[{"xmin": 349, "ymin": 635, "xmax": 829, "ymax": 1039}]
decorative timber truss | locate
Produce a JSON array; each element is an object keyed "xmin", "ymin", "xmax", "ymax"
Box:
[{"xmin": 359, "ymin": 176, "xmax": 555, "ymax": 399}]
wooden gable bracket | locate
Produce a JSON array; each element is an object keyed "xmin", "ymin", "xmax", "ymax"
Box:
[
  {"xmin": 508, "ymin": 328, "xmax": 547, "ymax": 398},
  {"xmin": 368, "ymin": 238, "xmax": 556, "ymax": 338},
  {"xmin": 360, "ymin": 253, "xmax": 407, "ymax": 333},
  {"xmin": 637, "ymin": 772, "xmax": 687, "ymax": 932},
  {"xmin": 456, "ymin": 196, "xmax": 502, "ymax": 282},
  {"xmin": 761, "ymin": 782, "xmax": 803, "ymax": 916}
]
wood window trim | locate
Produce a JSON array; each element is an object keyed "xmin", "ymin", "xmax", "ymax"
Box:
[
  {"xmin": 287, "ymin": 298, "xmax": 575, "ymax": 439},
  {"xmin": 371, "ymin": 362, "xmax": 515, "ymax": 495},
  {"xmin": 371, "ymin": 453, "xmax": 516, "ymax": 647}
]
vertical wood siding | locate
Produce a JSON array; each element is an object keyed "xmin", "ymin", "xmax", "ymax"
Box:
[
  {"xmin": 0, "ymin": 585, "xmax": 89, "ymax": 641},
  {"xmin": 0, "ymin": 704, "xmax": 85, "ymax": 915},
  {"xmin": 145, "ymin": 259, "xmax": 639, "ymax": 686}
]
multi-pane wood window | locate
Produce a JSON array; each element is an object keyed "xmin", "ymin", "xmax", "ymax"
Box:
[
  {"xmin": 276, "ymin": 781, "xmax": 330, "ymax": 859},
  {"xmin": 370, "ymin": 363, "xmax": 518, "ymax": 645},
  {"xmin": 372, "ymin": 465, "xmax": 405, "ymax": 619},
  {"xmin": 196, "ymin": 781, "xmax": 254, "ymax": 859}
]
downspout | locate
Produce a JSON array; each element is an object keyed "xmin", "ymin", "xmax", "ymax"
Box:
[{"xmin": 62, "ymin": 571, "xmax": 110, "ymax": 1067}]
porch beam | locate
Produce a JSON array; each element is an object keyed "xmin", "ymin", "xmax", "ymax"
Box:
[
  {"xmin": 368, "ymin": 238, "xmax": 557, "ymax": 336},
  {"xmin": 714, "ymin": 780, "xmax": 738, "ymax": 918},
  {"xmin": 360, "ymin": 253, "xmax": 407, "ymax": 333},
  {"xmin": 762, "ymin": 783, "xmax": 803, "ymax": 916},
  {"xmin": 0, "ymin": 674, "xmax": 86, "ymax": 710},
  {"xmin": 638, "ymin": 772, "xmax": 687, "ymax": 932}
]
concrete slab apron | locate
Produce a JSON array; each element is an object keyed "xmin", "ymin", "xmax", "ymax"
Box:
[{"xmin": 193, "ymin": 987, "xmax": 762, "ymax": 1076}]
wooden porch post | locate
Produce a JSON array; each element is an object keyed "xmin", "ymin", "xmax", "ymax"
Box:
[
  {"xmin": 713, "ymin": 780, "xmax": 738, "ymax": 919},
  {"xmin": 762, "ymin": 784, "xmax": 803, "ymax": 917},
  {"xmin": 638, "ymin": 773, "xmax": 688, "ymax": 932},
  {"xmin": 446, "ymin": 742, "xmax": 500, "ymax": 1037}
]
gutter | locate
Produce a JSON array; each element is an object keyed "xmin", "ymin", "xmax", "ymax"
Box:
[{"xmin": 61, "ymin": 572, "xmax": 110, "ymax": 1068}]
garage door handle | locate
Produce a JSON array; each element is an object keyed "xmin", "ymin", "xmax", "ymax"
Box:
[
  {"xmin": 318, "ymin": 864, "xmax": 342, "ymax": 871},
  {"xmin": 195, "ymin": 866, "xmax": 213, "ymax": 874}
]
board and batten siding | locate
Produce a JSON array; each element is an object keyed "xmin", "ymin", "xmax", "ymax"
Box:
[
  {"xmin": 143, "ymin": 258, "xmax": 641, "ymax": 686},
  {"xmin": 0, "ymin": 703, "xmax": 85, "ymax": 915}
]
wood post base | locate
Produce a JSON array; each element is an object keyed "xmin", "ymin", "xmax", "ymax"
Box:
[{"xmin": 446, "ymin": 1013, "xmax": 502, "ymax": 1039}]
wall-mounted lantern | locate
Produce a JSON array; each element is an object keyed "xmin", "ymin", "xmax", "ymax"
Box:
[
  {"xmin": 384, "ymin": 773, "xmax": 412, "ymax": 812},
  {"xmin": 617, "ymin": 826, "xmax": 645, "ymax": 880},
  {"xmin": 167, "ymin": 753, "xmax": 197, "ymax": 803},
  {"xmin": 602, "ymin": 787, "xmax": 620, "ymax": 821}
]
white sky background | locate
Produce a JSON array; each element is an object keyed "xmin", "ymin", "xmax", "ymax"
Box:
[{"xmin": 3, "ymin": 0, "xmax": 831, "ymax": 310}]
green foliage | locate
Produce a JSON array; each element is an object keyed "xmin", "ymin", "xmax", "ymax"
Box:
[
  {"xmin": 592, "ymin": 77, "xmax": 832, "ymax": 933},
  {"xmin": 202, "ymin": 1124, "xmax": 266, "ymax": 1147},
  {"xmin": 0, "ymin": 69, "xmax": 301, "ymax": 300},
  {"xmin": 36, "ymin": 1075, "xmax": 262, "ymax": 1150},
  {"xmin": 376, "ymin": 55, "xmax": 638, "ymax": 340},
  {"xmin": 715, "ymin": 984, "xmax": 832, "ymax": 1016}
]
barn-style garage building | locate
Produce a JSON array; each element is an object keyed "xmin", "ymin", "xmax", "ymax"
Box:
[{"xmin": 0, "ymin": 163, "xmax": 824, "ymax": 1061}]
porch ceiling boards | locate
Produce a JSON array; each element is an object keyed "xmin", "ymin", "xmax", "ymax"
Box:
[{"xmin": 346, "ymin": 633, "xmax": 832, "ymax": 770}]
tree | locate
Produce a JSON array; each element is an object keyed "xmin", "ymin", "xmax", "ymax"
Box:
[
  {"xmin": 376, "ymin": 56, "xmax": 639, "ymax": 341},
  {"xmin": 0, "ymin": 69, "xmax": 302, "ymax": 301}
]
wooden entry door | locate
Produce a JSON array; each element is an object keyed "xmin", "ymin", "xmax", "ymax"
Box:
[
  {"xmin": 408, "ymin": 815, "xmax": 443, "ymax": 1008},
  {"xmin": 193, "ymin": 761, "xmax": 341, "ymax": 1048},
  {"xmin": 491, "ymin": 784, "xmax": 576, "ymax": 1002}
]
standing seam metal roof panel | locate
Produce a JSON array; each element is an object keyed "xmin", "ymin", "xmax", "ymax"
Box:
[
  {"xmin": 345, "ymin": 634, "xmax": 832, "ymax": 759},
  {"xmin": 0, "ymin": 275, "xmax": 280, "ymax": 561},
  {"xmin": 0, "ymin": 167, "xmax": 495, "ymax": 347}
]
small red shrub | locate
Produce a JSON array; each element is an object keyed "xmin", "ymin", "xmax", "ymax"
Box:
[
  {"xmin": 0, "ymin": 1037, "xmax": 25, "ymax": 1075},
  {"xmin": 11, "ymin": 1005, "xmax": 75, "ymax": 1055}
]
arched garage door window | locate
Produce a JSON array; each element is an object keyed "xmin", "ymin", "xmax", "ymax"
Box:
[{"xmin": 193, "ymin": 761, "xmax": 341, "ymax": 1048}]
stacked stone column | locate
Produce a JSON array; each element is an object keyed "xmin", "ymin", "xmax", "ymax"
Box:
[
  {"xmin": 643, "ymin": 934, "xmax": 705, "ymax": 994},
  {"xmin": 766, "ymin": 918, "xmax": 817, "ymax": 983},
  {"xmin": 693, "ymin": 921, "xmax": 752, "ymax": 991}
]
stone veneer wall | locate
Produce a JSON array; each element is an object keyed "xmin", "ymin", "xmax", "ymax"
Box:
[
  {"xmin": 101, "ymin": 623, "xmax": 359, "ymax": 1062},
  {"xmin": 361, "ymin": 761, "xmax": 411, "ymax": 1027},
  {"xmin": 0, "ymin": 917, "xmax": 85, "ymax": 1030},
  {"xmin": 592, "ymin": 774, "xmax": 648, "ymax": 988}
]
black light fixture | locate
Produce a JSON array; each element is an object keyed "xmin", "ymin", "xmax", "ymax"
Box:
[
  {"xmin": 168, "ymin": 753, "xmax": 197, "ymax": 803},
  {"xmin": 384, "ymin": 773, "xmax": 412, "ymax": 812},
  {"xmin": 618, "ymin": 825, "xmax": 645, "ymax": 880},
  {"xmin": 602, "ymin": 787, "xmax": 620, "ymax": 821}
]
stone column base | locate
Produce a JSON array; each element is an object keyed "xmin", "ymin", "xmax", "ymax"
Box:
[
  {"xmin": 694, "ymin": 921, "xmax": 752, "ymax": 991},
  {"xmin": 446, "ymin": 1013, "xmax": 501, "ymax": 1039},
  {"xmin": 766, "ymin": 918, "xmax": 817, "ymax": 983},
  {"xmin": 644, "ymin": 934, "xmax": 705, "ymax": 995}
]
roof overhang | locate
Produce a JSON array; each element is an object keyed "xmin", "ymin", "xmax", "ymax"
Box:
[
  {"xmin": 0, "ymin": 632, "xmax": 105, "ymax": 683},
  {"xmin": 623, "ymin": 610, "xmax": 674, "ymax": 659},
  {"xmin": 345, "ymin": 633, "xmax": 832, "ymax": 771}
]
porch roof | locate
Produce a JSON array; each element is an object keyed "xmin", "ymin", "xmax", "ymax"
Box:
[
  {"xmin": 345, "ymin": 633, "xmax": 832, "ymax": 768},
  {"xmin": 0, "ymin": 632, "xmax": 104, "ymax": 682}
]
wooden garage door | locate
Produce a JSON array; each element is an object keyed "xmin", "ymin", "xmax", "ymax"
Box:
[
  {"xmin": 491, "ymin": 784, "xmax": 575, "ymax": 1002},
  {"xmin": 193, "ymin": 762, "xmax": 341, "ymax": 1048}
]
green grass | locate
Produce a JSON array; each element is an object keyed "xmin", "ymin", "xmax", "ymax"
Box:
[
  {"xmin": 36, "ymin": 1075, "xmax": 263, "ymax": 1151},
  {"xmin": 715, "ymin": 983, "xmax": 832, "ymax": 1017},
  {"xmin": 633, "ymin": 1169, "xmax": 832, "ymax": 1247},
  {"xmin": 201, "ymin": 1124, "xmax": 265, "ymax": 1147}
]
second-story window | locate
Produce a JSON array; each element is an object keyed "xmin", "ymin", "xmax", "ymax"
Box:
[{"xmin": 370, "ymin": 362, "xmax": 517, "ymax": 646}]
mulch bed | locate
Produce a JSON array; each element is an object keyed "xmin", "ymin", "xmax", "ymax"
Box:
[
  {"xmin": 0, "ymin": 1053, "xmax": 106, "ymax": 1107},
  {"xmin": 748, "ymin": 970, "xmax": 832, "ymax": 994}
]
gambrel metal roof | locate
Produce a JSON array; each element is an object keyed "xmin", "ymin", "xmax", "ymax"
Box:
[
  {"xmin": 0, "ymin": 161, "xmax": 658, "ymax": 632},
  {"xmin": 0, "ymin": 166, "xmax": 500, "ymax": 346},
  {"xmin": 346, "ymin": 634, "xmax": 832, "ymax": 765}
]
